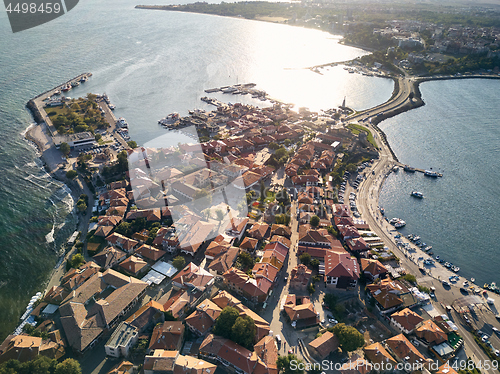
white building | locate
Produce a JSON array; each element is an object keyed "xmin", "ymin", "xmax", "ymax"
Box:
[{"xmin": 105, "ymin": 322, "xmax": 139, "ymax": 358}]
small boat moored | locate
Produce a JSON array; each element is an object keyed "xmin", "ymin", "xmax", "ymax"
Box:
[
  {"xmin": 424, "ymin": 170, "xmax": 440, "ymax": 177},
  {"xmin": 411, "ymin": 191, "xmax": 424, "ymax": 198}
]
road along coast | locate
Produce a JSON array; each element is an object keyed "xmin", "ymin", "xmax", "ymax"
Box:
[
  {"xmin": 23, "ymin": 73, "xmax": 98, "ymax": 319},
  {"xmin": 350, "ymin": 76, "xmax": 500, "ymax": 373}
]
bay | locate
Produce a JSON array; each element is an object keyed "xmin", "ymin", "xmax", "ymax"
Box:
[{"xmin": 379, "ymin": 78, "xmax": 500, "ymax": 286}]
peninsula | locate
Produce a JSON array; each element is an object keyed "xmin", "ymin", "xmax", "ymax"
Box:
[{"xmin": 6, "ymin": 60, "xmax": 499, "ymax": 374}]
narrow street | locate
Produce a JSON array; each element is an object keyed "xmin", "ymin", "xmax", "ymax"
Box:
[{"xmin": 262, "ymin": 201, "xmax": 304, "ymax": 358}]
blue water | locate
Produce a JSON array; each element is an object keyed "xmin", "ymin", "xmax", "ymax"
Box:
[
  {"xmin": 379, "ymin": 78, "xmax": 500, "ymax": 286},
  {"xmin": 0, "ymin": 0, "xmax": 394, "ymax": 339}
]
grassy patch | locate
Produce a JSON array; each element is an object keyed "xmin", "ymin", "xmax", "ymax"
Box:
[
  {"xmin": 46, "ymin": 105, "xmax": 66, "ymax": 117},
  {"xmin": 264, "ymin": 191, "xmax": 275, "ymax": 203},
  {"xmin": 348, "ymin": 123, "xmax": 377, "ymax": 148},
  {"xmin": 98, "ymin": 139, "xmax": 114, "ymax": 145}
]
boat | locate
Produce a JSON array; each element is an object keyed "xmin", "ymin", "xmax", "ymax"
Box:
[
  {"xmin": 471, "ymin": 278, "xmax": 475, "ymax": 283},
  {"xmin": 412, "ymin": 236, "xmax": 421, "ymax": 242},
  {"xmin": 221, "ymin": 86, "xmax": 237, "ymax": 93},
  {"xmin": 80, "ymin": 76, "xmax": 87, "ymax": 83},
  {"xmin": 204, "ymin": 88, "xmax": 219, "ymax": 93},
  {"xmin": 71, "ymin": 81, "xmax": 80, "ymax": 87},
  {"xmin": 394, "ymin": 220, "xmax": 406, "ymax": 228},
  {"xmin": 424, "ymin": 170, "xmax": 439, "ymax": 177},
  {"xmin": 109, "ymin": 104, "xmax": 115, "ymax": 110},
  {"xmin": 424, "ymin": 246, "xmax": 432, "ymax": 251},
  {"xmin": 53, "ymin": 90, "xmax": 61, "ymax": 95},
  {"xmin": 411, "ymin": 191, "xmax": 424, "ymax": 198},
  {"xmin": 61, "ymin": 85, "xmax": 71, "ymax": 92},
  {"xmin": 158, "ymin": 112, "xmax": 179, "ymax": 125},
  {"xmin": 452, "ymin": 266, "xmax": 460, "ymax": 273},
  {"xmin": 379, "ymin": 207, "xmax": 385, "ymax": 215},
  {"xmin": 117, "ymin": 117, "xmax": 128, "ymax": 127}
]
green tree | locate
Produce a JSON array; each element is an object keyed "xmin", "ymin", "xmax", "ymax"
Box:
[
  {"xmin": 284, "ymin": 139, "xmax": 291, "ymax": 147},
  {"xmin": 213, "ymin": 306, "xmax": 239, "ymax": 339},
  {"xmin": 310, "ymin": 258, "xmax": 320, "ymax": 270},
  {"xmin": 116, "ymin": 221, "xmax": 131, "ymax": 236},
  {"xmin": 299, "ymin": 252, "xmax": 311, "ymax": 266},
  {"xmin": 127, "ymin": 140, "xmax": 138, "ymax": 149},
  {"xmin": 268, "ymin": 142, "xmax": 279, "ymax": 150},
  {"xmin": 238, "ymin": 251, "xmax": 255, "ymax": 269},
  {"xmin": 403, "ymin": 274, "xmax": 417, "ymax": 284},
  {"xmin": 310, "ymin": 215, "xmax": 320, "ymax": 228},
  {"xmin": 172, "ymin": 256, "xmax": 186, "ymax": 270},
  {"xmin": 307, "ymin": 282, "xmax": 315, "ymax": 294},
  {"xmin": 231, "ymin": 316, "xmax": 256, "ymax": 349},
  {"xmin": 323, "ymin": 293, "xmax": 337, "ymax": 310},
  {"xmin": 332, "ymin": 323, "xmax": 364, "ymax": 352},
  {"xmin": 70, "ymin": 253, "xmax": 85, "ymax": 269},
  {"xmin": 326, "ymin": 226, "xmax": 338, "ymax": 236},
  {"xmin": 277, "ymin": 354, "xmax": 305, "ymax": 374},
  {"xmin": 274, "ymin": 147, "xmax": 288, "ymax": 159},
  {"xmin": 54, "ymin": 359, "xmax": 81, "ymax": 374},
  {"xmin": 259, "ymin": 180, "xmax": 266, "ymax": 202},
  {"xmin": 215, "ymin": 209, "xmax": 225, "ymax": 225},
  {"xmin": 117, "ymin": 150, "xmax": 129, "ymax": 173},
  {"xmin": 59, "ymin": 142, "xmax": 70, "ymax": 156},
  {"xmin": 276, "ymin": 188, "xmax": 290, "ymax": 206},
  {"xmin": 275, "ymin": 214, "xmax": 290, "ymax": 225},
  {"xmin": 66, "ymin": 170, "xmax": 77, "ymax": 179},
  {"xmin": 76, "ymin": 200, "xmax": 87, "ymax": 213}
]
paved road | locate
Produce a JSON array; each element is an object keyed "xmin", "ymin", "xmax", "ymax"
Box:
[
  {"xmin": 347, "ymin": 75, "xmax": 414, "ymax": 124},
  {"xmin": 262, "ymin": 201, "xmax": 306, "ymax": 358},
  {"xmin": 353, "ymin": 119, "xmax": 498, "ymax": 373}
]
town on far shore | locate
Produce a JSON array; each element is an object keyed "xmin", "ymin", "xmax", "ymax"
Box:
[{"xmin": 7, "ymin": 65, "xmax": 500, "ymax": 374}]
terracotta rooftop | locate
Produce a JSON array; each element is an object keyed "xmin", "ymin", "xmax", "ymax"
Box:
[
  {"xmin": 308, "ymin": 331, "xmax": 339, "ymax": 359},
  {"xmin": 390, "ymin": 308, "xmax": 424, "ymax": 332}
]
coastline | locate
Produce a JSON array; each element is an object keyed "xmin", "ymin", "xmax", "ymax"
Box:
[
  {"xmin": 22, "ymin": 74, "xmax": 95, "ymax": 319},
  {"xmin": 23, "ymin": 123, "xmax": 81, "ymax": 297},
  {"xmin": 355, "ymin": 76, "xmax": 500, "ymax": 300}
]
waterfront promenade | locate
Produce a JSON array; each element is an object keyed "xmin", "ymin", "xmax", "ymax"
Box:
[{"xmin": 352, "ymin": 113, "xmax": 500, "ymax": 373}]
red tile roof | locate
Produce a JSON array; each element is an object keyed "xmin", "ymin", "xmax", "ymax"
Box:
[
  {"xmin": 390, "ymin": 308, "xmax": 424, "ymax": 332},
  {"xmin": 324, "ymin": 251, "xmax": 360, "ymax": 280},
  {"xmin": 135, "ymin": 244, "xmax": 166, "ymax": 262},
  {"xmin": 308, "ymin": 331, "xmax": 339, "ymax": 359}
]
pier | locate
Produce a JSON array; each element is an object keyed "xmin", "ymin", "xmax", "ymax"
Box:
[
  {"xmin": 27, "ymin": 72, "xmax": 93, "ymax": 135},
  {"xmin": 203, "ymin": 83, "xmax": 266, "ymax": 98},
  {"xmin": 396, "ymin": 163, "xmax": 443, "ymax": 177}
]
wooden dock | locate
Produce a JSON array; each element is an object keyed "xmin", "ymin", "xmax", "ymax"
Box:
[{"xmin": 396, "ymin": 163, "xmax": 443, "ymax": 177}]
